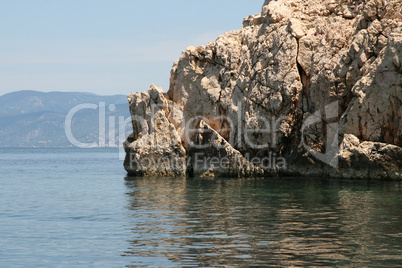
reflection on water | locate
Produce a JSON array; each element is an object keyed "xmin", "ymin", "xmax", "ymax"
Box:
[{"xmin": 123, "ymin": 177, "xmax": 402, "ymax": 267}]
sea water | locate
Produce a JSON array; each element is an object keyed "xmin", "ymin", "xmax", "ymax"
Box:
[{"xmin": 0, "ymin": 148, "xmax": 401, "ymax": 267}]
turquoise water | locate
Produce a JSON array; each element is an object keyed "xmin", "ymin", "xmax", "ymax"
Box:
[{"xmin": 0, "ymin": 148, "xmax": 401, "ymax": 267}]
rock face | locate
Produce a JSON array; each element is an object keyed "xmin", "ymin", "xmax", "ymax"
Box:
[
  {"xmin": 334, "ymin": 134, "xmax": 402, "ymax": 179},
  {"xmin": 124, "ymin": 0, "xmax": 402, "ymax": 180},
  {"xmin": 123, "ymin": 85, "xmax": 187, "ymax": 177}
]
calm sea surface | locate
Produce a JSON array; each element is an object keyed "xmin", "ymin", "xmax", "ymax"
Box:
[{"xmin": 0, "ymin": 148, "xmax": 401, "ymax": 267}]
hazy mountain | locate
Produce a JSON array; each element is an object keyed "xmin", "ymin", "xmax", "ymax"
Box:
[
  {"xmin": 0, "ymin": 91, "xmax": 133, "ymax": 147},
  {"xmin": 0, "ymin": 90, "xmax": 128, "ymax": 117}
]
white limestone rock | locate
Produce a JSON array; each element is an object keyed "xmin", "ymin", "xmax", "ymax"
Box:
[
  {"xmin": 333, "ymin": 134, "xmax": 402, "ymax": 179},
  {"xmin": 124, "ymin": 85, "xmax": 186, "ymax": 176},
  {"xmin": 124, "ymin": 0, "xmax": 402, "ymax": 180}
]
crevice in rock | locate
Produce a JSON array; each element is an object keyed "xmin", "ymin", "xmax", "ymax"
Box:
[
  {"xmin": 294, "ymin": 40, "xmax": 313, "ymax": 157},
  {"xmin": 295, "ymin": 38, "xmax": 310, "ymax": 115},
  {"xmin": 296, "ymin": 62, "xmax": 310, "ymax": 106},
  {"xmin": 358, "ymin": 115, "xmax": 364, "ymax": 140}
]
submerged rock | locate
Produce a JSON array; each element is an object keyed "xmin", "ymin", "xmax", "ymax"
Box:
[{"xmin": 124, "ymin": 0, "xmax": 402, "ymax": 180}]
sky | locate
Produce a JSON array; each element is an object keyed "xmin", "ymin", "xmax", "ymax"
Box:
[{"xmin": 0, "ymin": 0, "xmax": 264, "ymax": 96}]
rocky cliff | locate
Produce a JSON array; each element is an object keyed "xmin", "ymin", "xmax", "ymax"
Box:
[{"xmin": 124, "ymin": 0, "xmax": 402, "ymax": 180}]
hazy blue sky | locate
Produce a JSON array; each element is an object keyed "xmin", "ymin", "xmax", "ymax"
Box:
[{"xmin": 0, "ymin": 0, "xmax": 263, "ymax": 96}]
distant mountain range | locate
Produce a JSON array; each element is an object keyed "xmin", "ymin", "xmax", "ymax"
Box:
[{"xmin": 0, "ymin": 90, "xmax": 133, "ymax": 147}]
